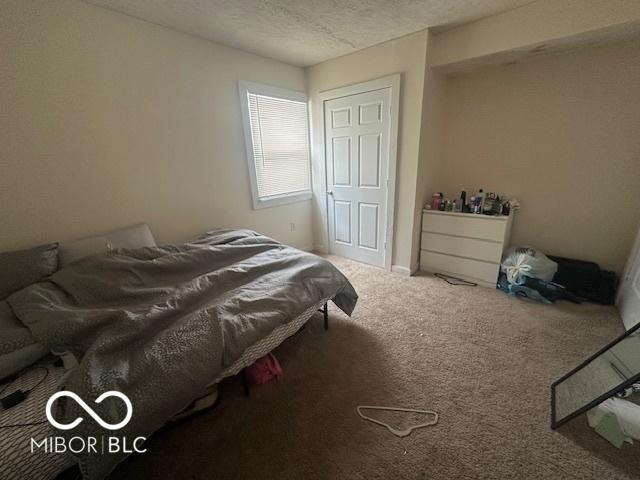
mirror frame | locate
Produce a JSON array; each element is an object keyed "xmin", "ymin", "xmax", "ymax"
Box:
[{"xmin": 551, "ymin": 320, "xmax": 640, "ymax": 429}]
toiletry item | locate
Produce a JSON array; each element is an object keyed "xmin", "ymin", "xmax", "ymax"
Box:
[
  {"xmin": 494, "ymin": 195, "xmax": 502, "ymax": 215},
  {"xmin": 477, "ymin": 189, "xmax": 484, "ymax": 214},
  {"xmin": 452, "ymin": 200, "xmax": 457, "ymax": 212},
  {"xmin": 445, "ymin": 200, "xmax": 453, "ymax": 212},
  {"xmin": 430, "ymin": 193, "xmax": 441, "ymax": 211},
  {"xmin": 439, "ymin": 199, "xmax": 446, "ymax": 211},
  {"xmin": 469, "ymin": 197, "xmax": 476, "ymax": 214},
  {"xmin": 483, "ymin": 192, "xmax": 495, "ymax": 215},
  {"xmin": 460, "ymin": 190, "xmax": 466, "ymax": 211}
]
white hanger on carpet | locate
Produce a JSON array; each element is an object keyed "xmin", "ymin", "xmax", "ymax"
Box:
[{"xmin": 356, "ymin": 405, "xmax": 439, "ymax": 437}]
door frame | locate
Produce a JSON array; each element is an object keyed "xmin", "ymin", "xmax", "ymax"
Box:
[
  {"xmin": 617, "ymin": 224, "xmax": 640, "ymax": 330},
  {"xmin": 317, "ymin": 74, "xmax": 400, "ymax": 271}
]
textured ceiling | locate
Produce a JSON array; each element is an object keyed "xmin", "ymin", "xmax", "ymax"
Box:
[{"xmin": 83, "ymin": 0, "xmax": 537, "ymax": 66}]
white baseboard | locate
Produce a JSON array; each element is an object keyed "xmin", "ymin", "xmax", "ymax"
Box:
[
  {"xmin": 391, "ymin": 265, "xmax": 410, "ymax": 276},
  {"xmin": 391, "ymin": 262, "xmax": 419, "ymax": 276},
  {"xmin": 313, "ymin": 243, "xmax": 329, "ymax": 254}
]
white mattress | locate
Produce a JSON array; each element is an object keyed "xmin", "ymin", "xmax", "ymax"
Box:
[
  {"xmin": 210, "ymin": 298, "xmax": 328, "ymax": 385},
  {"xmin": 0, "ymin": 361, "xmax": 75, "ymax": 480}
]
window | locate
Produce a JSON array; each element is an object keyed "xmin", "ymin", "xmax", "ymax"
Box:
[{"xmin": 239, "ymin": 81, "xmax": 312, "ymax": 209}]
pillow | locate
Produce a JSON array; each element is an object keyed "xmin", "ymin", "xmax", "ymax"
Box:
[
  {"xmin": 58, "ymin": 234, "xmax": 109, "ymax": 267},
  {"xmin": 59, "ymin": 223, "xmax": 157, "ymax": 266},
  {"xmin": 0, "ymin": 300, "xmax": 35, "ymax": 355},
  {"xmin": 0, "ymin": 300, "xmax": 47, "ymax": 379},
  {"xmin": 0, "ymin": 243, "xmax": 58, "ymax": 299},
  {"xmin": 107, "ymin": 222, "xmax": 157, "ymax": 250}
]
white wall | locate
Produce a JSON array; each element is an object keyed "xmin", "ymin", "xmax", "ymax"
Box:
[
  {"xmin": 435, "ymin": 39, "xmax": 640, "ymax": 273},
  {"xmin": 0, "ymin": 0, "xmax": 312, "ymax": 251},
  {"xmin": 306, "ymin": 31, "xmax": 428, "ymax": 270}
]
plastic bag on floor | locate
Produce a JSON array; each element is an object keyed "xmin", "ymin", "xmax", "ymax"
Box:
[
  {"xmin": 501, "ymin": 246, "xmax": 558, "ymax": 285},
  {"xmin": 497, "ymin": 273, "xmax": 552, "ymax": 304},
  {"xmin": 587, "ymin": 397, "xmax": 640, "ymax": 447}
]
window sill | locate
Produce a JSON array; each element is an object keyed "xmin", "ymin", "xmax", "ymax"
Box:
[{"xmin": 252, "ymin": 191, "xmax": 312, "ymax": 210}]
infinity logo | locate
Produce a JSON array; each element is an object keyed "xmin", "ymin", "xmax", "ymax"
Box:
[{"xmin": 45, "ymin": 391, "xmax": 133, "ymax": 431}]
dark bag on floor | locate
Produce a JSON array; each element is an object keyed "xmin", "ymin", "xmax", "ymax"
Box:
[
  {"xmin": 548, "ymin": 256, "xmax": 618, "ymax": 305},
  {"xmin": 521, "ymin": 277, "xmax": 581, "ymax": 303}
]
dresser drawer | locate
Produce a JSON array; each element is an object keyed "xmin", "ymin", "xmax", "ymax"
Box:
[
  {"xmin": 421, "ymin": 232, "xmax": 503, "ymax": 263},
  {"xmin": 422, "ymin": 212, "xmax": 507, "ymax": 242},
  {"xmin": 420, "ymin": 250, "xmax": 500, "ymax": 285}
]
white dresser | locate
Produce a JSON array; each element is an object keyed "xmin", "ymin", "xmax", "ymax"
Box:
[{"xmin": 420, "ymin": 209, "xmax": 513, "ymax": 287}]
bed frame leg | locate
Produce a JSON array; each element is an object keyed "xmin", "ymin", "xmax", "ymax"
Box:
[
  {"xmin": 323, "ymin": 303, "xmax": 329, "ymax": 331},
  {"xmin": 241, "ymin": 369, "xmax": 250, "ymax": 396}
]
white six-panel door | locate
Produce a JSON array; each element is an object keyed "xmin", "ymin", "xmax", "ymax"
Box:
[{"xmin": 325, "ymin": 87, "xmax": 391, "ymax": 267}]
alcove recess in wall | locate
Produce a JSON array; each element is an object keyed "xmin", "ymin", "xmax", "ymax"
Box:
[
  {"xmin": 427, "ymin": 22, "xmax": 640, "ymax": 275},
  {"xmin": 433, "ymin": 21, "xmax": 640, "ymax": 77}
]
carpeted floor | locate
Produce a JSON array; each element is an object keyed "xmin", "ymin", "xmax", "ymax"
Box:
[{"xmin": 113, "ymin": 255, "xmax": 640, "ymax": 479}]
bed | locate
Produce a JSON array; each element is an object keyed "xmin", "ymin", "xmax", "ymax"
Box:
[{"xmin": 0, "ymin": 227, "xmax": 358, "ymax": 480}]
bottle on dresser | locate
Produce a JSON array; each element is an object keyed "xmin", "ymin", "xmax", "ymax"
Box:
[
  {"xmin": 430, "ymin": 193, "xmax": 442, "ymax": 211},
  {"xmin": 474, "ymin": 189, "xmax": 484, "ymax": 214},
  {"xmin": 459, "ymin": 190, "xmax": 466, "ymax": 212}
]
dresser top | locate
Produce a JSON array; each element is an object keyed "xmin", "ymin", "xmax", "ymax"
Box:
[{"xmin": 423, "ymin": 209, "xmax": 511, "ymax": 221}]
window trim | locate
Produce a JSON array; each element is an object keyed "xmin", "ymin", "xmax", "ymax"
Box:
[{"xmin": 238, "ymin": 80, "xmax": 312, "ymax": 210}]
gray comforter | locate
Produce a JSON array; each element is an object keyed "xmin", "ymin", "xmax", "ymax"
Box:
[{"xmin": 8, "ymin": 230, "xmax": 357, "ymax": 480}]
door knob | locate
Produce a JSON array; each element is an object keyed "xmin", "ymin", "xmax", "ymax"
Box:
[{"xmin": 327, "ymin": 190, "xmax": 334, "ymax": 196}]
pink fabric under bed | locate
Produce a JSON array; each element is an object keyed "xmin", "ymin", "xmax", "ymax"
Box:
[{"xmin": 244, "ymin": 353, "xmax": 283, "ymax": 385}]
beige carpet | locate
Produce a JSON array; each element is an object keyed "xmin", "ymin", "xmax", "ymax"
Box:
[{"xmin": 113, "ymin": 255, "xmax": 640, "ymax": 479}]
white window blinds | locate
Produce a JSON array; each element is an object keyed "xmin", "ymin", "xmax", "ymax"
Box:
[{"xmin": 246, "ymin": 91, "xmax": 311, "ymax": 201}]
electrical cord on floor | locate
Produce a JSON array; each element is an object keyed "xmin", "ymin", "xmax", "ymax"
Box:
[
  {"xmin": 0, "ymin": 419, "xmax": 50, "ymax": 429},
  {"xmin": 0, "ymin": 382, "xmax": 10, "ymax": 397},
  {"xmin": 3, "ymin": 366, "xmax": 49, "ymax": 396},
  {"xmin": 0, "ymin": 367, "xmax": 49, "ymax": 430},
  {"xmin": 0, "ymin": 371, "xmax": 22, "ymax": 396},
  {"xmin": 0, "ymin": 366, "xmax": 50, "ymax": 422},
  {"xmin": 434, "ymin": 273, "xmax": 478, "ymax": 286},
  {"xmin": 25, "ymin": 367, "xmax": 49, "ymax": 394}
]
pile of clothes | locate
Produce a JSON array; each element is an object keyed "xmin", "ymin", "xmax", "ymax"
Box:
[{"xmin": 498, "ymin": 246, "xmax": 617, "ymax": 304}]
